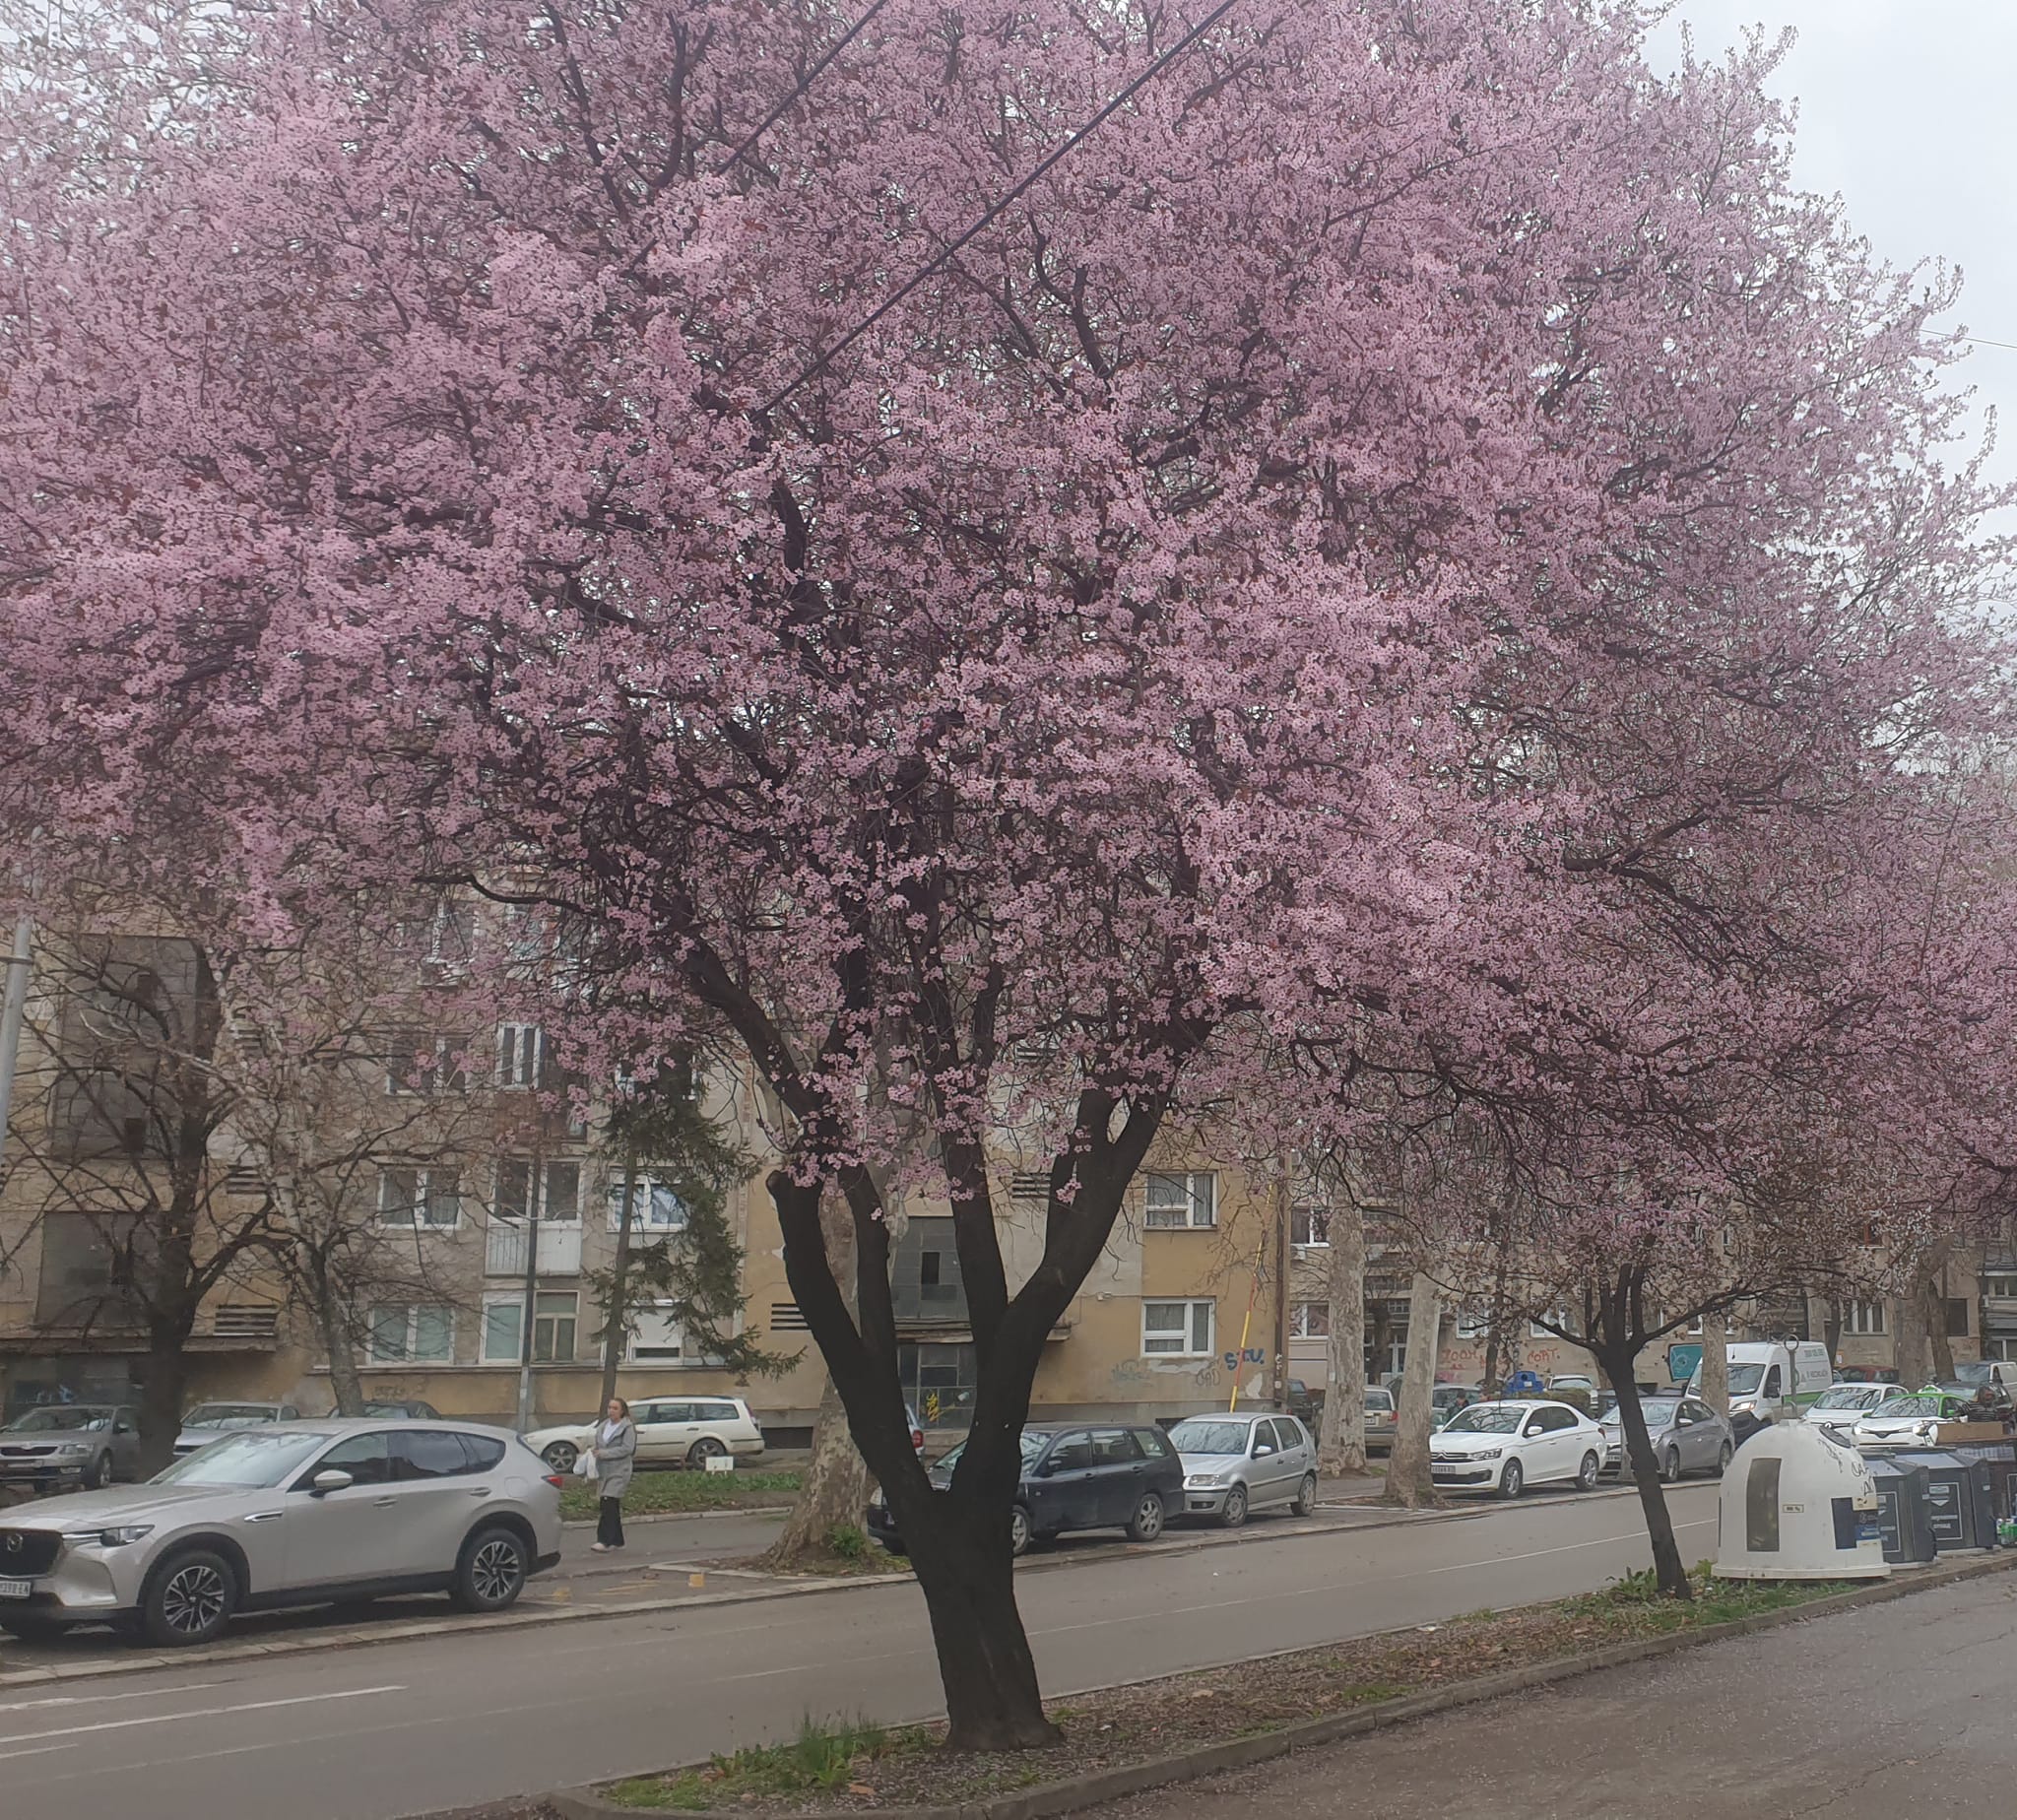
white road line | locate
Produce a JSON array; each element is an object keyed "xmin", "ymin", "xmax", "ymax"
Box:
[
  {"xmin": 0, "ymin": 1683, "xmax": 405, "ymax": 1747},
  {"xmin": 0, "ymin": 1741, "xmax": 77, "ymax": 1763},
  {"xmin": 0, "ymin": 1681, "xmax": 225, "ymax": 1715}
]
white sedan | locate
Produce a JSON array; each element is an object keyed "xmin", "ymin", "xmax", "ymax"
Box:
[
  {"xmin": 1428, "ymin": 1398, "xmax": 1606, "ymax": 1498},
  {"xmin": 1802, "ymin": 1383, "xmax": 1894, "ymax": 1442},
  {"xmin": 1850, "ymin": 1391, "xmax": 1956, "ymax": 1450},
  {"xmin": 523, "ymin": 1395, "xmax": 765, "ymax": 1473}
]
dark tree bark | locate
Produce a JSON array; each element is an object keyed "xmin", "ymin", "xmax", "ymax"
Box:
[{"xmin": 1598, "ymin": 1340, "xmax": 1693, "ymax": 1599}]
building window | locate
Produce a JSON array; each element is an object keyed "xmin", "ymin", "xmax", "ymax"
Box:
[
  {"xmin": 1454, "ymin": 1308, "xmax": 1487, "ymax": 1340},
  {"xmin": 383, "ymin": 1031, "xmax": 468, "ymax": 1096},
  {"xmin": 378, "ymin": 1167, "xmax": 461, "ymax": 1230},
  {"xmin": 1142, "ymin": 1298, "xmax": 1215, "ymax": 1356},
  {"xmin": 367, "ymin": 1304, "xmax": 453, "ymax": 1363},
  {"xmin": 496, "ymin": 1157, "xmax": 581, "ymax": 1223},
  {"xmin": 606, "ymin": 1176, "xmax": 687, "ymax": 1232},
  {"xmin": 1529, "ymin": 1308, "xmax": 1569, "ymax": 1339},
  {"xmin": 1290, "ymin": 1301, "xmax": 1330, "ymax": 1338},
  {"xmin": 1946, "ymin": 1297, "xmax": 1971, "ymax": 1338},
  {"xmin": 1842, "ymin": 1300, "xmax": 1886, "ymax": 1335},
  {"xmin": 482, "ymin": 1291, "xmax": 578, "ymax": 1364},
  {"xmin": 627, "ymin": 1301, "xmax": 684, "ymax": 1363},
  {"xmin": 1144, "ymin": 1172, "xmax": 1216, "ymax": 1230},
  {"xmin": 496, "ymin": 1022, "xmax": 545, "ymax": 1089},
  {"xmin": 1290, "ymin": 1206, "xmax": 1331, "ymax": 1249},
  {"xmin": 1983, "ymin": 1274, "xmax": 2017, "ymax": 1300}
]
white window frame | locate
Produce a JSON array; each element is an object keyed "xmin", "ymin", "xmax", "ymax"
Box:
[
  {"xmin": 1143, "ymin": 1171, "xmax": 1216, "ymax": 1230},
  {"xmin": 1290, "ymin": 1300, "xmax": 1330, "ymax": 1339},
  {"xmin": 383, "ymin": 1031, "xmax": 469, "ymax": 1097},
  {"xmin": 627, "ymin": 1299, "xmax": 685, "ymax": 1363},
  {"xmin": 1843, "ymin": 1299, "xmax": 1887, "ymax": 1335},
  {"xmin": 1982, "ymin": 1275, "xmax": 2017, "ymax": 1300},
  {"xmin": 1142, "ymin": 1298, "xmax": 1215, "ymax": 1357},
  {"xmin": 607, "ymin": 1175, "xmax": 689, "ymax": 1233},
  {"xmin": 494, "ymin": 1156, "xmax": 582, "ymax": 1224},
  {"xmin": 1529, "ymin": 1307, "xmax": 1569, "ymax": 1339},
  {"xmin": 481, "ymin": 1290, "xmax": 579, "ymax": 1364},
  {"xmin": 366, "ymin": 1303, "xmax": 454, "ymax": 1364},
  {"xmin": 496, "ymin": 1022, "xmax": 545, "ymax": 1089},
  {"xmin": 1290, "ymin": 1206, "xmax": 1331, "ymax": 1249},
  {"xmin": 1454, "ymin": 1309, "xmax": 1487, "ymax": 1340},
  {"xmin": 377, "ymin": 1166, "xmax": 462, "ymax": 1230}
]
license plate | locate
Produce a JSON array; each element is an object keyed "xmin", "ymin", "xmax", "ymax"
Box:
[{"xmin": 0, "ymin": 1578, "xmax": 32, "ymax": 1599}]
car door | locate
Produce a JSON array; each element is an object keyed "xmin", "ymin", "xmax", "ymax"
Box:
[
  {"xmin": 1085, "ymin": 1428, "xmax": 1146, "ymax": 1526},
  {"xmin": 1248, "ymin": 1419, "xmax": 1290, "ymax": 1506},
  {"xmin": 110, "ymin": 1406, "xmax": 141, "ymax": 1480},
  {"xmin": 1679, "ymin": 1400, "xmax": 1714, "ymax": 1471},
  {"xmin": 631, "ymin": 1401, "xmax": 683, "ymax": 1466},
  {"xmin": 1025, "ymin": 1431, "xmax": 1098, "ymax": 1534},
  {"xmin": 1271, "ymin": 1417, "xmax": 1311, "ymax": 1503},
  {"xmin": 283, "ymin": 1430, "xmax": 407, "ymax": 1589},
  {"xmin": 390, "ymin": 1429, "xmax": 493, "ymax": 1572},
  {"xmin": 1536, "ymin": 1407, "xmax": 1578, "ymax": 1481}
]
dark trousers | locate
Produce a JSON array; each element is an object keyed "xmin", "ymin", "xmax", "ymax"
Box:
[{"xmin": 597, "ymin": 1494, "xmax": 625, "ymax": 1547}]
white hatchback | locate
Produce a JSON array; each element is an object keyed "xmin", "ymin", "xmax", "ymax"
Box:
[
  {"xmin": 524, "ymin": 1395, "xmax": 765, "ymax": 1473},
  {"xmin": 1428, "ymin": 1398, "xmax": 1606, "ymax": 1498}
]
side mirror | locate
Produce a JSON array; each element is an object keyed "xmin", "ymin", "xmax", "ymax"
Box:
[
  {"xmin": 1033, "ymin": 1458, "xmax": 1058, "ymax": 1478},
  {"xmin": 309, "ymin": 1468, "xmax": 354, "ymax": 1496},
  {"xmin": 1523, "ymin": 1422, "xmax": 1543, "ymax": 1438},
  {"xmin": 1253, "ymin": 1444, "xmax": 1275, "ymax": 1459}
]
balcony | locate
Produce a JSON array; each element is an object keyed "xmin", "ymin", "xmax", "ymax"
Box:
[{"xmin": 485, "ymin": 1220, "xmax": 582, "ymax": 1278}]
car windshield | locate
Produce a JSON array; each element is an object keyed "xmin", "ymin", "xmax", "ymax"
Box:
[
  {"xmin": 181, "ymin": 1403, "xmax": 277, "ymax": 1429},
  {"xmin": 5, "ymin": 1406, "xmax": 112, "ymax": 1432},
  {"xmin": 1955, "ymin": 1362, "xmax": 1994, "ymax": 1385},
  {"xmin": 932, "ymin": 1432, "xmax": 1048, "ymax": 1478},
  {"xmin": 1871, "ymin": 1395, "xmax": 1938, "ymax": 1419},
  {"xmin": 1170, "ymin": 1420, "xmax": 1253, "ymax": 1456},
  {"xmin": 1726, "ymin": 1366, "xmax": 1767, "ymax": 1396},
  {"xmin": 1444, "ymin": 1405, "xmax": 1524, "ymax": 1434},
  {"xmin": 1814, "ymin": 1387, "xmax": 1878, "ymax": 1410},
  {"xmin": 1629, "ymin": 1399, "xmax": 1681, "ymax": 1427},
  {"xmin": 152, "ymin": 1429, "xmax": 333, "ymax": 1487}
]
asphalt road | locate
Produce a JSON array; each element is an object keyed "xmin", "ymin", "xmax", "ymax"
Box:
[
  {"xmin": 0, "ymin": 1481, "xmax": 1721, "ymax": 1820},
  {"xmin": 1097, "ymin": 1569, "xmax": 2017, "ymax": 1819}
]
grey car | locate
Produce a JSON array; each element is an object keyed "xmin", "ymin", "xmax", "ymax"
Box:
[
  {"xmin": 172, "ymin": 1399, "xmax": 302, "ymax": 1457},
  {"xmin": 0, "ymin": 1405, "xmax": 143, "ymax": 1493},
  {"xmin": 1599, "ymin": 1395, "xmax": 1733, "ymax": 1480},
  {"xmin": 1169, "ymin": 1412, "xmax": 1319, "ymax": 1527},
  {"xmin": 0, "ymin": 1419, "xmax": 562, "ymax": 1647}
]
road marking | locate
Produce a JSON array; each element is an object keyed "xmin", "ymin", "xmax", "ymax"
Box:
[
  {"xmin": 0, "ymin": 1683, "xmax": 405, "ymax": 1746},
  {"xmin": 0, "ymin": 1741, "xmax": 76, "ymax": 1763},
  {"xmin": 0, "ymin": 1681, "xmax": 225, "ymax": 1715}
]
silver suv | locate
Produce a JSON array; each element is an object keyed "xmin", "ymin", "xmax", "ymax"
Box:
[{"xmin": 0, "ymin": 1419, "xmax": 562, "ymax": 1647}]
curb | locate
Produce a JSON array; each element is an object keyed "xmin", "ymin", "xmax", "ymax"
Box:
[
  {"xmin": 559, "ymin": 1505, "xmax": 795, "ymax": 1529},
  {"xmin": 541, "ymin": 1548, "xmax": 2017, "ymax": 1820}
]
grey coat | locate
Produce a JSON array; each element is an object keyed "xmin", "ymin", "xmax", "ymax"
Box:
[{"xmin": 591, "ymin": 1417, "xmax": 637, "ymax": 1500}]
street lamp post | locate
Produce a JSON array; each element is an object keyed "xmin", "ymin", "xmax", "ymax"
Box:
[{"xmin": 0, "ymin": 917, "xmax": 33, "ymax": 1175}]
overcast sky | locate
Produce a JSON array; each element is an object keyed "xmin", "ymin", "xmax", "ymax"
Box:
[{"xmin": 1646, "ymin": 2, "xmax": 2017, "ymax": 498}]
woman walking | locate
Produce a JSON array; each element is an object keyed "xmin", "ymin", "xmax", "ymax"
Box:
[{"xmin": 590, "ymin": 1396, "xmax": 636, "ymax": 1552}]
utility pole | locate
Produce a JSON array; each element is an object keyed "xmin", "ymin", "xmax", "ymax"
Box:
[
  {"xmin": 514, "ymin": 1143, "xmax": 544, "ymax": 1432},
  {"xmin": 1271, "ymin": 1166, "xmax": 1292, "ymax": 1408},
  {"xmin": 0, "ymin": 917, "xmax": 33, "ymax": 1176}
]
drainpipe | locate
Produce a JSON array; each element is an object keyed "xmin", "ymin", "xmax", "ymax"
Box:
[{"xmin": 0, "ymin": 917, "xmax": 32, "ymax": 1175}]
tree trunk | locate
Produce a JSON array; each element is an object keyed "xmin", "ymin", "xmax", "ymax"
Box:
[
  {"xmin": 314, "ymin": 1260, "xmax": 366, "ymax": 1416},
  {"xmin": 765, "ymin": 1188, "xmax": 875, "ymax": 1570},
  {"xmin": 1823, "ymin": 1299, "xmax": 1844, "ymax": 1371},
  {"xmin": 903, "ymin": 1509, "xmax": 1062, "ymax": 1751},
  {"xmin": 135, "ymin": 1329, "xmax": 190, "ymax": 1476},
  {"xmin": 1601, "ymin": 1343, "xmax": 1692, "ymax": 1599},
  {"xmin": 1318, "ymin": 1201, "xmax": 1368, "ymax": 1475},
  {"xmin": 1383, "ymin": 1269, "xmax": 1443, "ymax": 1509},
  {"xmin": 1892, "ymin": 1289, "xmax": 1927, "ymax": 1388},
  {"xmin": 1923, "ymin": 1253, "xmax": 1956, "ymax": 1381},
  {"xmin": 599, "ymin": 1141, "xmax": 640, "ymax": 1412},
  {"xmin": 1700, "ymin": 1312, "xmax": 1728, "ymax": 1417}
]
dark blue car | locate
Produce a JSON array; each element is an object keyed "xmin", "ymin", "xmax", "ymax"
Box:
[{"xmin": 865, "ymin": 1422, "xmax": 1184, "ymax": 1556}]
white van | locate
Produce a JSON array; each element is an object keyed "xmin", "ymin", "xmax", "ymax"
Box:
[{"xmin": 1686, "ymin": 1340, "xmax": 1831, "ymax": 1427}]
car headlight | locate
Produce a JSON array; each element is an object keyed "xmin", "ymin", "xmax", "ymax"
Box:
[
  {"xmin": 1471, "ymin": 1447, "xmax": 1503, "ymax": 1461},
  {"xmin": 55, "ymin": 1443, "xmax": 92, "ymax": 1458},
  {"xmin": 1185, "ymin": 1472, "xmax": 1227, "ymax": 1488},
  {"xmin": 74, "ymin": 1524, "xmax": 155, "ymax": 1547}
]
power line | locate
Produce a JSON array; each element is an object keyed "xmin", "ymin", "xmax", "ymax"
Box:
[
  {"xmin": 713, "ymin": 0, "xmax": 893, "ymax": 179},
  {"xmin": 757, "ymin": 0, "xmax": 1247, "ymax": 416}
]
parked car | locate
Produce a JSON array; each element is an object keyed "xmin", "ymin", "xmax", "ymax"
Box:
[
  {"xmin": 0, "ymin": 1419, "xmax": 561, "ymax": 1647},
  {"xmin": 0, "ymin": 1405, "xmax": 143, "ymax": 1493},
  {"xmin": 1546, "ymin": 1374, "xmax": 1597, "ymax": 1396},
  {"xmin": 1834, "ymin": 1366, "xmax": 1902, "ymax": 1385},
  {"xmin": 1685, "ymin": 1340, "xmax": 1831, "ymax": 1433},
  {"xmin": 1803, "ymin": 1383, "xmax": 1895, "ymax": 1442},
  {"xmin": 1851, "ymin": 1390, "xmax": 1971, "ymax": 1449},
  {"xmin": 171, "ymin": 1400, "xmax": 303, "ymax": 1458},
  {"xmin": 525, "ymin": 1395, "xmax": 765, "ymax": 1473},
  {"xmin": 1168, "ymin": 1412, "xmax": 1318, "ymax": 1527},
  {"xmin": 357, "ymin": 1399, "xmax": 442, "ymax": 1420},
  {"xmin": 1596, "ymin": 1395, "xmax": 1732, "ymax": 1481},
  {"xmin": 1430, "ymin": 1385, "xmax": 1482, "ymax": 1427},
  {"xmin": 1284, "ymin": 1379, "xmax": 1327, "ymax": 1428},
  {"xmin": 1932, "ymin": 1378, "xmax": 2013, "ymax": 1416},
  {"xmin": 1363, "ymin": 1386, "xmax": 1398, "ymax": 1454},
  {"xmin": 865, "ymin": 1423, "xmax": 1183, "ymax": 1557},
  {"xmin": 1428, "ymin": 1399, "xmax": 1605, "ymax": 1498},
  {"xmin": 1953, "ymin": 1360, "xmax": 2016, "ymax": 1394}
]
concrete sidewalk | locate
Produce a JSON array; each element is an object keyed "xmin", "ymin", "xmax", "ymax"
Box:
[{"xmin": 1090, "ymin": 1570, "xmax": 2017, "ymax": 1820}]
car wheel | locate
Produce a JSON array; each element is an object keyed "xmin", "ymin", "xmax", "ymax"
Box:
[
  {"xmin": 1220, "ymin": 1483, "xmax": 1250, "ymax": 1528},
  {"xmin": 1127, "ymin": 1491, "xmax": 1166, "ymax": 1543},
  {"xmin": 1576, "ymin": 1451, "xmax": 1599, "ymax": 1492},
  {"xmin": 1717, "ymin": 1441, "xmax": 1733, "ymax": 1475},
  {"xmin": 541, "ymin": 1440, "xmax": 578, "ymax": 1473},
  {"xmin": 142, "ymin": 1547, "xmax": 237, "ymax": 1647},
  {"xmin": 452, "ymin": 1524, "xmax": 530, "ymax": 1613},
  {"xmin": 1498, "ymin": 1458, "xmax": 1524, "ymax": 1499},
  {"xmin": 687, "ymin": 1436, "xmax": 728, "ymax": 1468},
  {"xmin": 1008, "ymin": 1504, "xmax": 1032, "ymax": 1558},
  {"xmin": 1661, "ymin": 1448, "xmax": 1682, "ymax": 1483},
  {"xmin": 1292, "ymin": 1471, "xmax": 1318, "ymax": 1517}
]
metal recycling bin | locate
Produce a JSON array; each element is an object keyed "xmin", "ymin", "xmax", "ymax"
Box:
[
  {"xmin": 1864, "ymin": 1455, "xmax": 1937, "ymax": 1565},
  {"xmin": 1951, "ymin": 1442, "xmax": 2017, "ymax": 1534},
  {"xmin": 1892, "ymin": 1449, "xmax": 1996, "ymax": 1552}
]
